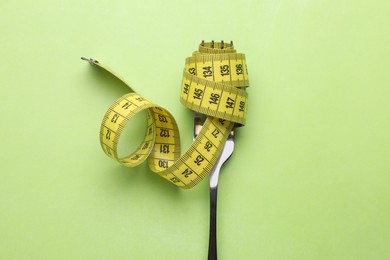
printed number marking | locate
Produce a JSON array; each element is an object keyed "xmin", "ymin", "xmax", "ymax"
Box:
[
  {"xmin": 183, "ymin": 83, "xmax": 190, "ymax": 94},
  {"xmin": 158, "ymin": 115, "xmax": 168, "ymax": 123},
  {"xmin": 122, "ymin": 102, "xmax": 131, "ymax": 109},
  {"xmin": 158, "ymin": 160, "xmax": 169, "ymax": 168},
  {"xmin": 131, "ymin": 154, "xmax": 141, "ymax": 160},
  {"xmin": 170, "ymin": 177, "xmax": 181, "ymax": 183},
  {"xmin": 142, "ymin": 142, "xmax": 149, "ymax": 150},
  {"xmin": 203, "ymin": 66, "xmax": 213, "ymax": 78},
  {"xmin": 193, "ymin": 88, "xmax": 203, "ymax": 100},
  {"xmin": 236, "ymin": 64, "xmax": 243, "ymax": 75},
  {"xmin": 160, "ymin": 144, "xmax": 170, "ymax": 154},
  {"xmin": 159, "ymin": 128, "xmax": 170, "ymax": 137},
  {"xmin": 194, "ymin": 155, "xmax": 204, "ymax": 166},
  {"xmin": 106, "ymin": 129, "xmax": 111, "ymax": 140},
  {"xmin": 188, "ymin": 68, "xmax": 196, "ymax": 75},
  {"xmin": 220, "ymin": 65, "xmax": 230, "ymax": 76},
  {"xmin": 181, "ymin": 168, "xmax": 193, "ymax": 178},
  {"xmin": 209, "ymin": 93, "xmax": 220, "ymax": 105},
  {"xmin": 239, "ymin": 101, "xmax": 245, "ymax": 112},
  {"xmin": 226, "ymin": 97, "xmax": 235, "ymax": 109},
  {"xmin": 204, "ymin": 141, "xmax": 213, "ymax": 152},
  {"xmin": 111, "ymin": 114, "xmax": 119, "ymax": 123},
  {"xmin": 212, "ymin": 129, "xmax": 220, "ymax": 138}
]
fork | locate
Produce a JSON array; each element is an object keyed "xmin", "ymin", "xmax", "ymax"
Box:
[{"xmin": 193, "ymin": 112, "xmax": 235, "ymax": 260}]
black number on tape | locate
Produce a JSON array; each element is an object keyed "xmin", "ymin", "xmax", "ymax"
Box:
[
  {"xmin": 160, "ymin": 128, "xmax": 170, "ymax": 137},
  {"xmin": 170, "ymin": 177, "xmax": 181, "ymax": 183},
  {"xmin": 106, "ymin": 129, "xmax": 111, "ymax": 140},
  {"xmin": 158, "ymin": 115, "xmax": 168, "ymax": 123},
  {"xmin": 183, "ymin": 83, "xmax": 190, "ymax": 94},
  {"xmin": 239, "ymin": 101, "xmax": 245, "ymax": 112},
  {"xmin": 203, "ymin": 66, "xmax": 213, "ymax": 78},
  {"xmin": 204, "ymin": 141, "xmax": 213, "ymax": 152},
  {"xmin": 160, "ymin": 144, "xmax": 170, "ymax": 154},
  {"xmin": 220, "ymin": 65, "xmax": 230, "ymax": 76},
  {"xmin": 209, "ymin": 93, "xmax": 220, "ymax": 105},
  {"xmin": 122, "ymin": 102, "xmax": 131, "ymax": 109},
  {"xmin": 158, "ymin": 160, "xmax": 169, "ymax": 168},
  {"xmin": 142, "ymin": 142, "xmax": 149, "ymax": 150},
  {"xmin": 194, "ymin": 155, "xmax": 204, "ymax": 166},
  {"xmin": 226, "ymin": 97, "xmax": 235, "ymax": 109},
  {"xmin": 182, "ymin": 168, "xmax": 193, "ymax": 178},
  {"xmin": 218, "ymin": 119, "xmax": 226, "ymax": 125},
  {"xmin": 212, "ymin": 129, "xmax": 220, "ymax": 138},
  {"xmin": 131, "ymin": 154, "xmax": 141, "ymax": 160},
  {"xmin": 193, "ymin": 88, "xmax": 203, "ymax": 100},
  {"xmin": 111, "ymin": 113, "xmax": 119, "ymax": 123},
  {"xmin": 236, "ymin": 64, "xmax": 243, "ymax": 75}
]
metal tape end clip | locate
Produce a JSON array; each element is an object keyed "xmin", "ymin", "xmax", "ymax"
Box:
[{"xmin": 81, "ymin": 57, "xmax": 99, "ymax": 63}]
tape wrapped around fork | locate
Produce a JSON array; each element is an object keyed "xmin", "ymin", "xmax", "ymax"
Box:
[{"xmin": 84, "ymin": 41, "xmax": 249, "ymax": 188}]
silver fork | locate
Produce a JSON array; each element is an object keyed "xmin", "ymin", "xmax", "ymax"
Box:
[{"xmin": 193, "ymin": 112, "xmax": 235, "ymax": 260}]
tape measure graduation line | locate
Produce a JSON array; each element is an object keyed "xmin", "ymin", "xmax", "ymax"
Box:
[{"xmin": 82, "ymin": 41, "xmax": 249, "ymax": 189}]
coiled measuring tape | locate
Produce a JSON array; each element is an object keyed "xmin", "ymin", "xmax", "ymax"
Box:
[{"xmin": 82, "ymin": 41, "xmax": 249, "ymax": 189}]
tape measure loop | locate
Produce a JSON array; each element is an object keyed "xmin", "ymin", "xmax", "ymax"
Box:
[
  {"xmin": 180, "ymin": 72, "xmax": 248, "ymax": 125},
  {"xmin": 85, "ymin": 41, "xmax": 249, "ymax": 189}
]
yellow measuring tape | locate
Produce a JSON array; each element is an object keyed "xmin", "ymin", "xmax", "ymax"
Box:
[{"xmin": 82, "ymin": 41, "xmax": 249, "ymax": 189}]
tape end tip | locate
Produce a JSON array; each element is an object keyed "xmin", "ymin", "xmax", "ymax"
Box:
[{"xmin": 81, "ymin": 57, "xmax": 99, "ymax": 64}]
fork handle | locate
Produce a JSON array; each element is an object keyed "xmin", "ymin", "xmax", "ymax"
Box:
[{"xmin": 208, "ymin": 186, "xmax": 218, "ymax": 260}]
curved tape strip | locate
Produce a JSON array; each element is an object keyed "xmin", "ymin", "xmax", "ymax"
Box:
[{"xmin": 82, "ymin": 41, "xmax": 249, "ymax": 189}]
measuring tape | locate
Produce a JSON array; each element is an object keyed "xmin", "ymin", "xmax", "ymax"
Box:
[{"xmin": 82, "ymin": 41, "xmax": 249, "ymax": 189}]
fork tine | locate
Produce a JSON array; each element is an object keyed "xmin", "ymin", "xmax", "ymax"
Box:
[{"xmin": 193, "ymin": 112, "xmax": 204, "ymax": 141}]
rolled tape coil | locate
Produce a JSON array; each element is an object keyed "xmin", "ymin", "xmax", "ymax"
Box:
[{"xmin": 83, "ymin": 41, "xmax": 249, "ymax": 189}]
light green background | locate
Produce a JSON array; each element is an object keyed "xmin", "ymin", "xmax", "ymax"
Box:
[{"xmin": 1, "ymin": 1, "xmax": 389, "ymax": 259}]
